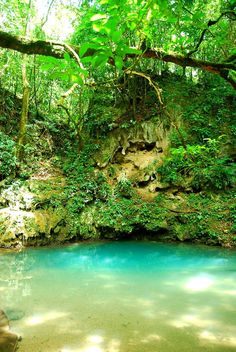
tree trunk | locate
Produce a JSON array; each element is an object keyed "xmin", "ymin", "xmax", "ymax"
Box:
[
  {"xmin": 16, "ymin": 55, "xmax": 30, "ymax": 160},
  {"xmin": 16, "ymin": 0, "xmax": 32, "ymax": 161}
]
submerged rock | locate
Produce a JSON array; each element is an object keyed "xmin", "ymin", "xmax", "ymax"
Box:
[
  {"xmin": 4, "ymin": 309, "xmax": 25, "ymax": 322},
  {"xmin": 0, "ymin": 310, "xmax": 18, "ymax": 352},
  {"xmin": 0, "ymin": 310, "xmax": 8, "ymax": 330}
]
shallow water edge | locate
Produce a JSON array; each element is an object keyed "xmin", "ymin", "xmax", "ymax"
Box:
[{"xmin": 1, "ymin": 240, "xmax": 236, "ymax": 352}]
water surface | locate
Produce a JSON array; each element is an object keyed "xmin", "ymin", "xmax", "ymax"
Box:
[{"xmin": 0, "ymin": 241, "xmax": 236, "ymax": 351}]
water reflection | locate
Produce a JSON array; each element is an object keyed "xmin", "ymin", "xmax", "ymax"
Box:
[{"xmin": 0, "ymin": 241, "xmax": 236, "ymax": 351}]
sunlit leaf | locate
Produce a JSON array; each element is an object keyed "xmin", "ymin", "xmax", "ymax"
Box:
[
  {"xmin": 122, "ymin": 46, "xmax": 142, "ymax": 55},
  {"xmin": 92, "ymin": 23, "xmax": 103, "ymax": 32},
  {"xmin": 70, "ymin": 74, "xmax": 84, "ymax": 85},
  {"xmin": 127, "ymin": 22, "xmax": 137, "ymax": 30},
  {"xmin": 90, "ymin": 13, "xmax": 107, "ymax": 21}
]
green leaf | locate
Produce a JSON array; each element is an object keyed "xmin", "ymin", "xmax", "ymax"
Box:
[
  {"xmin": 90, "ymin": 13, "xmax": 107, "ymax": 21},
  {"xmin": 114, "ymin": 56, "xmax": 123, "ymax": 71},
  {"xmin": 64, "ymin": 52, "xmax": 71, "ymax": 61},
  {"xmin": 122, "ymin": 46, "xmax": 142, "ymax": 55},
  {"xmin": 92, "ymin": 54, "xmax": 108, "ymax": 68},
  {"xmin": 229, "ymin": 48, "xmax": 236, "ymax": 56},
  {"xmin": 92, "ymin": 23, "xmax": 103, "ymax": 32},
  {"xmin": 49, "ymin": 72, "xmax": 68, "ymax": 81},
  {"xmin": 40, "ymin": 63, "xmax": 55, "ymax": 71},
  {"xmin": 81, "ymin": 56, "xmax": 93, "ymax": 64},
  {"xmin": 79, "ymin": 43, "xmax": 91, "ymax": 57},
  {"xmin": 167, "ymin": 16, "xmax": 177, "ymax": 23},
  {"xmin": 70, "ymin": 74, "xmax": 84, "ymax": 85},
  {"xmin": 111, "ymin": 30, "xmax": 122, "ymax": 43},
  {"xmin": 39, "ymin": 56, "xmax": 58, "ymax": 64},
  {"xmin": 80, "ymin": 43, "xmax": 102, "ymax": 57},
  {"xmin": 92, "ymin": 37, "xmax": 109, "ymax": 44},
  {"xmin": 127, "ymin": 22, "xmax": 137, "ymax": 30}
]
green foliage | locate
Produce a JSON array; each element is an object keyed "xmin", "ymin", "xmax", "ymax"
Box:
[
  {"xmin": 230, "ymin": 203, "xmax": 236, "ymax": 233},
  {"xmin": 0, "ymin": 0, "xmax": 235, "ymax": 250},
  {"xmin": 84, "ymin": 106, "xmax": 120, "ymax": 136},
  {"xmin": 61, "ymin": 142, "xmax": 112, "ymax": 216},
  {"xmin": 158, "ymin": 139, "xmax": 235, "ymax": 190},
  {"xmin": 182, "ymin": 83, "xmax": 236, "ymax": 144},
  {"xmin": 0, "ymin": 132, "xmax": 17, "ymax": 179},
  {"xmin": 115, "ymin": 177, "xmax": 134, "ymax": 198}
]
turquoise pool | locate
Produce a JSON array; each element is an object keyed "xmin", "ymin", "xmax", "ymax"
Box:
[{"xmin": 0, "ymin": 241, "xmax": 236, "ymax": 351}]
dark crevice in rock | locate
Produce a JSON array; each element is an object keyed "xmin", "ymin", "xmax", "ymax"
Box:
[
  {"xmin": 137, "ymin": 180, "xmax": 150, "ymax": 188},
  {"xmin": 124, "ymin": 228, "xmax": 169, "ymax": 240},
  {"xmin": 127, "ymin": 141, "xmax": 156, "ymax": 152}
]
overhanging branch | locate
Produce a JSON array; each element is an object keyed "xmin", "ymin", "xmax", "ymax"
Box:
[{"xmin": 0, "ymin": 30, "xmax": 235, "ymax": 89}]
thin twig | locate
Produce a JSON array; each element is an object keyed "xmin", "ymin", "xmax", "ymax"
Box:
[
  {"xmin": 125, "ymin": 69, "xmax": 163, "ymax": 105},
  {"xmin": 41, "ymin": 0, "xmax": 56, "ymax": 28}
]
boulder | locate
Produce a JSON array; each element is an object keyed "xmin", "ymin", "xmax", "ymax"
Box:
[{"xmin": 0, "ymin": 310, "xmax": 18, "ymax": 352}]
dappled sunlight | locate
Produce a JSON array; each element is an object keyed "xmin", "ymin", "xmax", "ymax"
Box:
[
  {"xmin": 136, "ymin": 298, "xmax": 154, "ymax": 307},
  {"xmin": 199, "ymin": 329, "xmax": 236, "ymax": 347},
  {"xmin": 140, "ymin": 309, "xmax": 157, "ymax": 319},
  {"xmin": 60, "ymin": 347, "xmax": 103, "ymax": 352},
  {"xmin": 96, "ymin": 274, "xmax": 115, "ymax": 280},
  {"xmin": 78, "ymin": 346, "xmax": 103, "ymax": 352},
  {"xmin": 25, "ymin": 311, "xmax": 69, "ymax": 326},
  {"xmin": 106, "ymin": 338, "xmax": 121, "ymax": 352},
  {"xmin": 87, "ymin": 335, "xmax": 104, "ymax": 344},
  {"xmin": 167, "ymin": 303, "xmax": 236, "ymax": 349},
  {"xmin": 211, "ymin": 277, "xmax": 236, "ymax": 297},
  {"xmin": 184, "ymin": 274, "xmax": 214, "ymax": 292},
  {"xmin": 102, "ymin": 283, "xmax": 117, "ymax": 289},
  {"xmin": 0, "ymin": 286, "xmax": 7, "ymax": 291},
  {"xmin": 169, "ymin": 313, "xmax": 215, "ymax": 329},
  {"xmin": 1, "ymin": 242, "xmax": 236, "ymax": 351},
  {"xmin": 141, "ymin": 333, "xmax": 163, "ymax": 343},
  {"xmin": 216, "ymin": 289, "xmax": 236, "ymax": 296},
  {"xmin": 59, "ymin": 336, "xmax": 121, "ymax": 352}
]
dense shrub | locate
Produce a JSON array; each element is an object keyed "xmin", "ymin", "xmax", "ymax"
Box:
[
  {"xmin": 0, "ymin": 132, "xmax": 17, "ymax": 179},
  {"xmin": 158, "ymin": 139, "xmax": 235, "ymax": 191},
  {"xmin": 115, "ymin": 177, "xmax": 134, "ymax": 198}
]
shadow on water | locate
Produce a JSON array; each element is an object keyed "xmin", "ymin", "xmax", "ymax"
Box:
[{"xmin": 0, "ymin": 241, "xmax": 236, "ymax": 351}]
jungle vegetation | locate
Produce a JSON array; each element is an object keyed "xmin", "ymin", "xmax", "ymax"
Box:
[{"xmin": 0, "ymin": 0, "xmax": 235, "ymax": 247}]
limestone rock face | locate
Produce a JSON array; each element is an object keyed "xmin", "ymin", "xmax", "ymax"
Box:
[
  {"xmin": 93, "ymin": 119, "xmax": 171, "ymax": 200},
  {"xmin": 93, "ymin": 120, "xmax": 170, "ymax": 168},
  {"xmin": 0, "ymin": 119, "xmax": 172, "ymax": 247},
  {"xmin": 0, "ymin": 178, "xmax": 70, "ymax": 247},
  {"xmin": 0, "ymin": 115, "xmax": 233, "ymax": 248}
]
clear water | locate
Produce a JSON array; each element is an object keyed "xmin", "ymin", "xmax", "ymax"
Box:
[{"xmin": 0, "ymin": 241, "xmax": 236, "ymax": 352}]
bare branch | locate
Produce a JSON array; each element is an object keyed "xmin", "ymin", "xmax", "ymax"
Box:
[
  {"xmin": 41, "ymin": 0, "xmax": 56, "ymax": 28},
  {"xmin": 187, "ymin": 10, "xmax": 236, "ymax": 57},
  {"xmin": 125, "ymin": 69, "xmax": 163, "ymax": 105}
]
